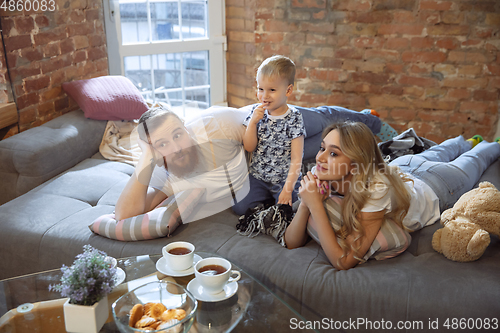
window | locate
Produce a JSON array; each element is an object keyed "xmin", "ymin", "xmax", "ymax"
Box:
[{"xmin": 103, "ymin": 0, "xmax": 226, "ymax": 118}]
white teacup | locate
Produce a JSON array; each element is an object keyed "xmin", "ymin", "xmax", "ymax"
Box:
[
  {"xmin": 104, "ymin": 256, "xmax": 117, "ymax": 268},
  {"xmin": 194, "ymin": 257, "xmax": 241, "ymax": 295},
  {"xmin": 162, "ymin": 241, "xmax": 195, "ymax": 271}
]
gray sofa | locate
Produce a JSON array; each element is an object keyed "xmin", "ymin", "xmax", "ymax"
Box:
[{"xmin": 1, "ymin": 108, "xmax": 499, "ymax": 332}]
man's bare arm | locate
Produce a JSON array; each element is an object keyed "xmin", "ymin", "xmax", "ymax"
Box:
[{"xmin": 114, "ymin": 135, "xmax": 168, "ymax": 220}]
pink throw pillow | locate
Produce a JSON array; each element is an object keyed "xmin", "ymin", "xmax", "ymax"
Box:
[{"xmin": 62, "ymin": 76, "xmax": 148, "ymax": 120}]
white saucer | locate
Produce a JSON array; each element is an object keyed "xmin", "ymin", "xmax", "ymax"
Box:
[
  {"xmin": 114, "ymin": 267, "xmax": 126, "ymax": 287},
  {"xmin": 187, "ymin": 278, "xmax": 238, "ymax": 302},
  {"xmin": 156, "ymin": 254, "xmax": 202, "ymax": 277}
]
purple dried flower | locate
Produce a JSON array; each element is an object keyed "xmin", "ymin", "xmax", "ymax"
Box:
[{"xmin": 48, "ymin": 245, "xmax": 118, "ymax": 306}]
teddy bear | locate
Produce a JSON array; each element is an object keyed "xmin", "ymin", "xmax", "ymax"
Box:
[{"xmin": 432, "ymin": 181, "xmax": 500, "ymax": 262}]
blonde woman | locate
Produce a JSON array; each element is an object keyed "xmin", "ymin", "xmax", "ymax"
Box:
[{"xmin": 284, "ymin": 122, "xmax": 500, "ymax": 270}]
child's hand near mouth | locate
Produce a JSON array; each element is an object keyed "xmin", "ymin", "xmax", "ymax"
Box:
[
  {"xmin": 260, "ymin": 101, "xmax": 270, "ymax": 109},
  {"xmin": 250, "ymin": 103, "xmax": 266, "ymax": 124}
]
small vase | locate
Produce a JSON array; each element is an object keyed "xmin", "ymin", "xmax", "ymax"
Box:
[{"xmin": 63, "ymin": 296, "xmax": 109, "ymax": 333}]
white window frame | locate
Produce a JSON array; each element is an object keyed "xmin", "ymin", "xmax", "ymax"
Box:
[{"xmin": 103, "ymin": 0, "xmax": 227, "ymax": 109}]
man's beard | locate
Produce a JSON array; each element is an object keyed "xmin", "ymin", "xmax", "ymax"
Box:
[{"xmin": 164, "ymin": 145, "xmax": 199, "ymax": 178}]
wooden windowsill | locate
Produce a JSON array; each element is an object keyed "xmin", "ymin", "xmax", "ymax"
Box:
[{"xmin": 0, "ymin": 103, "xmax": 17, "ymax": 129}]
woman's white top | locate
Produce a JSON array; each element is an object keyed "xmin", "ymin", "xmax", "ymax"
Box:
[{"xmin": 361, "ymin": 173, "xmax": 440, "ymax": 231}]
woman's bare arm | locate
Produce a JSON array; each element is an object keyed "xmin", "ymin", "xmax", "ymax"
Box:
[
  {"xmin": 298, "ymin": 171, "xmax": 384, "ymax": 270},
  {"xmin": 284, "ymin": 202, "xmax": 311, "ymax": 248},
  {"xmin": 310, "ymin": 203, "xmax": 384, "ymax": 270}
]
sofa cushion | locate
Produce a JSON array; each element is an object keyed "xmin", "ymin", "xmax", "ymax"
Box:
[
  {"xmin": 62, "ymin": 76, "xmax": 149, "ymax": 121},
  {"xmin": 0, "ymin": 111, "xmax": 107, "ymax": 205},
  {"xmin": 296, "ymin": 105, "xmax": 382, "ymax": 137},
  {"xmin": 36, "ymin": 159, "xmax": 134, "ymax": 206}
]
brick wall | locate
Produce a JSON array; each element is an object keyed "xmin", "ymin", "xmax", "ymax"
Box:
[
  {"xmin": 226, "ymin": 0, "xmax": 500, "ymax": 143},
  {"xmin": 0, "ymin": 0, "xmax": 108, "ymax": 133},
  {"xmin": 1, "ymin": 0, "xmax": 498, "ymax": 141},
  {"xmin": 0, "ymin": 32, "xmax": 12, "ymax": 104}
]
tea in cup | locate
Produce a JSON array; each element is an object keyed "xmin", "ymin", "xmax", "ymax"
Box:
[
  {"xmin": 162, "ymin": 241, "xmax": 195, "ymax": 271},
  {"xmin": 194, "ymin": 257, "xmax": 241, "ymax": 295}
]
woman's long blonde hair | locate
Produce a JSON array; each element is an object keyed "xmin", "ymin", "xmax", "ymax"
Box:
[{"xmin": 322, "ymin": 122, "xmax": 411, "ymax": 266}]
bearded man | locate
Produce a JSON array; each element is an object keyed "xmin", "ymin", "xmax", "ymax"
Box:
[{"xmin": 115, "ymin": 105, "xmax": 250, "ymax": 226}]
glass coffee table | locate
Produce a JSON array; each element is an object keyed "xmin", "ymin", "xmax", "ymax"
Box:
[{"xmin": 0, "ymin": 252, "xmax": 319, "ymax": 333}]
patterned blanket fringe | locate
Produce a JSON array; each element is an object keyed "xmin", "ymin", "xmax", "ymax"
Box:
[{"xmin": 236, "ymin": 204, "xmax": 292, "ymax": 247}]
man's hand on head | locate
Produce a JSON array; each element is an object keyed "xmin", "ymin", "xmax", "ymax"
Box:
[{"xmin": 136, "ymin": 124, "xmax": 165, "ymax": 168}]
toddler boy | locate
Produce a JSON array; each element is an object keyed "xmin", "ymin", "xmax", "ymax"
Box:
[{"xmin": 232, "ymin": 55, "xmax": 305, "ymax": 216}]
